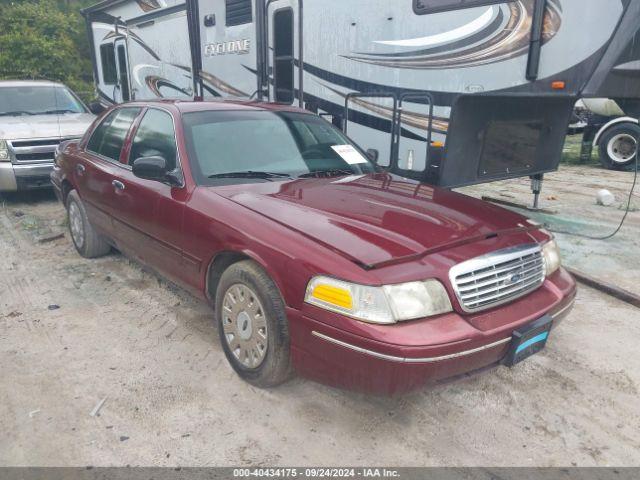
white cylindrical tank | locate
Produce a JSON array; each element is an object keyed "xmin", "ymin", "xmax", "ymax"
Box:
[{"xmin": 581, "ymin": 98, "xmax": 625, "ymax": 116}]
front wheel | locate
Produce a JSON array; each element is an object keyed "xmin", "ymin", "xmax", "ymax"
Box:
[
  {"xmin": 598, "ymin": 123, "xmax": 639, "ymax": 170},
  {"xmin": 215, "ymin": 260, "xmax": 293, "ymax": 388}
]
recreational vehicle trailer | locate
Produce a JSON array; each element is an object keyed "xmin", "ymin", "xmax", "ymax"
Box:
[{"xmin": 82, "ymin": 0, "xmax": 640, "ymax": 189}]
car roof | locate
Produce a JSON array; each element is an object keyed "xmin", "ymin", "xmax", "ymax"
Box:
[
  {"xmin": 123, "ymin": 99, "xmax": 309, "ymax": 115},
  {"xmin": 0, "ymin": 80, "xmax": 65, "ymax": 88}
]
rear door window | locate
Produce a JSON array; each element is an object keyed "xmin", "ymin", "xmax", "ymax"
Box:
[
  {"xmin": 128, "ymin": 108, "xmax": 178, "ymax": 170},
  {"xmin": 87, "ymin": 108, "xmax": 141, "ymax": 162}
]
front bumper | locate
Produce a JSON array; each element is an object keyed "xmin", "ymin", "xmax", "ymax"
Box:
[
  {"xmin": 0, "ymin": 162, "xmax": 54, "ymax": 192},
  {"xmin": 289, "ymin": 268, "xmax": 577, "ymax": 395}
]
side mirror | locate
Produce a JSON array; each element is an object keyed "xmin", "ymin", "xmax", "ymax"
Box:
[
  {"xmin": 132, "ymin": 156, "xmax": 168, "ymax": 182},
  {"xmin": 366, "ymin": 148, "xmax": 379, "ymax": 164},
  {"xmin": 88, "ymin": 101, "xmax": 105, "ymax": 115}
]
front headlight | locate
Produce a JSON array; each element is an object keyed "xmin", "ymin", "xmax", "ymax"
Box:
[
  {"xmin": 305, "ymin": 276, "xmax": 452, "ymax": 324},
  {"xmin": 0, "ymin": 140, "xmax": 9, "ymax": 162},
  {"xmin": 542, "ymin": 240, "xmax": 562, "ymax": 277}
]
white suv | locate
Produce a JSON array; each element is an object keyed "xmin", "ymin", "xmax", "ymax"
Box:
[{"xmin": 0, "ymin": 80, "xmax": 96, "ymax": 192}]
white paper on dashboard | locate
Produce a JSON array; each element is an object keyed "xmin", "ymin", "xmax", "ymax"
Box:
[
  {"xmin": 331, "ymin": 145, "xmax": 368, "ymax": 165},
  {"xmin": 331, "ymin": 175, "xmax": 365, "ymax": 184}
]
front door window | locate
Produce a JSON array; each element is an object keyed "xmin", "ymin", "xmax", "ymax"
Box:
[
  {"xmin": 87, "ymin": 107, "xmax": 141, "ymax": 162},
  {"xmin": 128, "ymin": 109, "xmax": 178, "ymax": 170}
]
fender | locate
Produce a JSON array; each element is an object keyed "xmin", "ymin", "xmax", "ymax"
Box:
[
  {"xmin": 202, "ymin": 247, "xmax": 290, "ymax": 307},
  {"xmin": 593, "ymin": 117, "xmax": 639, "ymax": 146}
]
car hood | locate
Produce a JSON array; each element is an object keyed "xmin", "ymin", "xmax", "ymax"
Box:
[
  {"xmin": 213, "ymin": 174, "xmax": 533, "ymax": 267},
  {"xmin": 0, "ymin": 113, "xmax": 95, "ymax": 140}
]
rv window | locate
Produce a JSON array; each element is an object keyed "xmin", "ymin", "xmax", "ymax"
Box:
[
  {"xmin": 413, "ymin": 0, "xmax": 512, "ymax": 15},
  {"xmin": 87, "ymin": 107, "xmax": 141, "ymax": 162},
  {"xmin": 99, "ymin": 44, "xmax": 118, "ymax": 85},
  {"xmin": 273, "ymin": 8, "xmax": 294, "ymax": 104},
  {"xmin": 226, "ymin": 0, "xmax": 252, "ymax": 26},
  {"xmin": 116, "ymin": 44, "xmax": 131, "ymax": 101}
]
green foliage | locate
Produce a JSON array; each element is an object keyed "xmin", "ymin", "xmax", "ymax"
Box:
[{"xmin": 0, "ymin": 0, "xmax": 96, "ymax": 101}]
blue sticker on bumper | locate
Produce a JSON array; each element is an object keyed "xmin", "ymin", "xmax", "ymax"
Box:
[{"xmin": 515, "ymin": 331, "xmax": 549, "ymax": 355}]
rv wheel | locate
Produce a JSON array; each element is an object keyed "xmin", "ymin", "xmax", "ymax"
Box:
[{"xmin": 599, "ymin": 123, "xmax": 639, "ymax": 170}]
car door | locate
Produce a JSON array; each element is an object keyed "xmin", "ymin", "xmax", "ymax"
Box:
[
  {"xmin": 77, "ymin": 107, "xmax": 142, "ymax": 235},
  {"xmin": 111, "ymin": 107, "xmax": 189, "ymax": 286}
]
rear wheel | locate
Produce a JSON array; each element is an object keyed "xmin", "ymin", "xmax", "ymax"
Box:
[
  {"xmin": 599, "ymin": 123, "xmax": 639, "ymax": 170},
  {"xmin": 66, "ymin": 190, "xmax": 111, "ymax": 258},
  {"xmin": 215, "ymin": 260, "xmax": 293, "ymax": 388}
]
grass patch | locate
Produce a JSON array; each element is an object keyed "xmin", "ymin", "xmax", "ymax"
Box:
[{"xmin": 561, "ymin": 134, "xmax": 600, "ymax": 166}]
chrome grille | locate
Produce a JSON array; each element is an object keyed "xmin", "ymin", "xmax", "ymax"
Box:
[
  {"xmin": 8, "ymin": 138, "xmax": 73, "ymax": 164},
  {"xmin": 449, "ymin": 244, "xmax": 545, "ymax": 313}
]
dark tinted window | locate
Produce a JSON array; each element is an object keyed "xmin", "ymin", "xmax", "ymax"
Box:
[
  {"xmin": 116, "ymin": 44, "xmax": 130, "ymax": 101},
  {"xmin": 226, "ymin": 0, "xmax": 252, "ymax": 26},
  {"xmin": 273, "ymin": 8, "xmax": 294, "ymax": 104},
  {"xmin": 129, "ymin": 109, "xmax": 177, "ymax": 170},
  {"xmin": 414, "ymin": 0, "xmax": 512, "ymax": 14},
  {"xmin": 100, "ymin": 43, "xmax": 117, "ymax": 84},
  {"xmin": 87, "ymin": 108, "xmax": 140, "ymax": 162}
]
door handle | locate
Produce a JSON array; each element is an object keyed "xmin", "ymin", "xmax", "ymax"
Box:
[
  {"xmin": 112, "ymin": 180, "xmax": 125, "ymax": 191},
  {"xmin": 76, "ymin": 164, "xmax": 86, "ymax": 175}
]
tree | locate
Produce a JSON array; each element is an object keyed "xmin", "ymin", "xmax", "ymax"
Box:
[{"xmin": 0, "ymin": 0, "xmax": 96, "ymax": 101}]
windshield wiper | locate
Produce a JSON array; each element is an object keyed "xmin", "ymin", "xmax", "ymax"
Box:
[
  {"xmin": 208, "ymin": 171, "xmax": 293, "ymax": 180},
  {"xmin": 41, "ymin": 109, "xmax": 79, "ymax": 115},
  {"xmin": 0, "ymin": 110, "xmax": 36, "ymax": 117},
  {"xmin": 298, "ymin": 169, "xmax": 354, "ymax": 178}
]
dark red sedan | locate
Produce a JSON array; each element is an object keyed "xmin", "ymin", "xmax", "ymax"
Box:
[{"xmin": 51, "ymin": 100, "xmax": 576, "ymax": 395}]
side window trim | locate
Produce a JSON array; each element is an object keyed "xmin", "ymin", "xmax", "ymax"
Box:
[{"xmin": 85, "ymin": 107, "xmax": 142, "ymax": 166}]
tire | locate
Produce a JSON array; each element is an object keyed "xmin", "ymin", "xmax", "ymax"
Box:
[
  {"xmin": 66, "ymin": 190, "xmax": 111, "ymax": 259},
  {"xmin": 598, "ymin": 123, "xmax": 639, "ymax": 170},
  {"xmin": 215, "ymin": 260, "xmax": 293, "ymax": 388}
]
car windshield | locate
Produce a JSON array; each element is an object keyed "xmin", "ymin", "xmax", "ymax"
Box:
[
  {"xmin": 0, "ymin": 86, "xmax": 87, "ymax": 116},
  {"xmin": 182, "ymin": 110, "xmax": 378, "ymax": 184}
]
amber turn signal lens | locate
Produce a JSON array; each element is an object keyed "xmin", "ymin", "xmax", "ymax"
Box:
[
  {"xmin": 551, "ymin": 81, "xmax": 566, "ymax": 90},
  {"xmin": 311, "ymin": 284, "xmax": 353, "ymax": 310}
]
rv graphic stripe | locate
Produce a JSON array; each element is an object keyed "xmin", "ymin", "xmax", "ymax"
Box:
[{"xmin": 344, "ymin": 0, "xmax": 562, "ymax": 70}]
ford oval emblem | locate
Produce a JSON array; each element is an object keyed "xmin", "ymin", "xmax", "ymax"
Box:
[{"xmin": 509, "ymin": 273, "xmax": 522, "ymax": 285}]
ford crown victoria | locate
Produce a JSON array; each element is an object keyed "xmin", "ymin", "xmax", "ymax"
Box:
[{"xmin": 51, "ymin": 100, "xmax": 576, "ymax": 394}]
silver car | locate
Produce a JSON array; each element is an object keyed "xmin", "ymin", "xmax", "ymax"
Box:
[{"xmin": 0, "ymin": 80, "xmax": 96, "ymax": 192}]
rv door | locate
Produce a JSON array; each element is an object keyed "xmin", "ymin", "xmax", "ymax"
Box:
[
  {"xmin": 114, "ymin": 37, "xmax": 132, "ymax": 102},
  {"xmin": 265, "ymin": 0, "xmax": 299, "ymax": 105}
]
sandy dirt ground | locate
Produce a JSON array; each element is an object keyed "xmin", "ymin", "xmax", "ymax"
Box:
[{"xmin": 1, "ymin": 167, "xmax": 639, "ymax": 467}]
